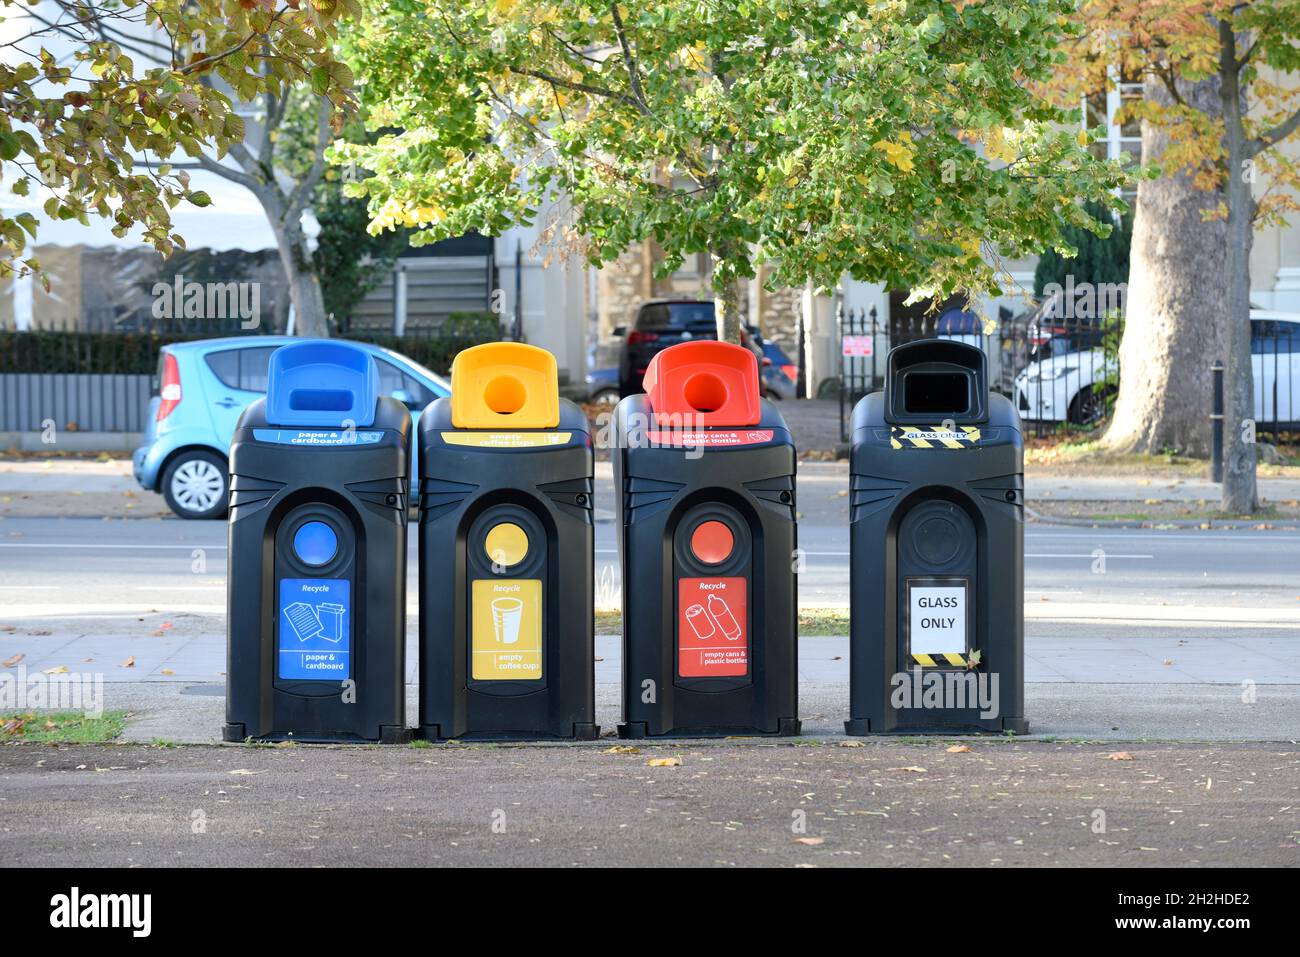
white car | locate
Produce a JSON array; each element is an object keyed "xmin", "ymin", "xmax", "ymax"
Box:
[{"xmin": 1015, "ymin": 310, "xmax": 1300, "ymax": 426}]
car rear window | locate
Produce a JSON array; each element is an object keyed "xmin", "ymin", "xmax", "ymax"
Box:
[
  {"xmin": 204, "ymin": 346, "xmax": 277, "ymax": 393},
  {"xmin": 636, "ymin": 302, "xmax": 715, "ymax": 330}
]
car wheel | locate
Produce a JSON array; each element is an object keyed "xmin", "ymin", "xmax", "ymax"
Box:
[
  {"xmin": 162, "ymin": 450, "xmax": 229, "ymax": 520},
  {"xmin": 591, "ymin": 388, "xmax": 621, "ymax": 407},
  {"xmin": 1068, "ymin": 384, "xmax": 1116, "ymax": 426}
]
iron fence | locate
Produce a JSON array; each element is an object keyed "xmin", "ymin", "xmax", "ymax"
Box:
[{"xmin": 839, "ymin": 304, "xmax": 1300, "ymax": 443}]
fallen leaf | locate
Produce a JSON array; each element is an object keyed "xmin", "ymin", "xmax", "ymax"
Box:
[
  {"xmin": 1105, "ymin": 751, "xmax": 1135, "ymax": 761},
  {"xmin": 888, "ymin": 766, "xmax": 927, "ymax": 773},
  {"xmin": 1, "ymin": 718, "xmax": 26, "ymax": 735},
  {"xmin": 120, "ymin": 656, "xmax": 136, "ymax": 668},
  {"xmin": 839, "ymin": 740, "xmax": 865, "ymax": 748},
  {"xmin": 647, "ymin": 757, "xmax": 682, "ymax": 767},
  {"xmin": 2, "ymin": 653, "xmax": 24, "ymax": 667},
  {"xmin": 160, "ymin": 668, "xmax": 175, "ymax": 676},
  {"xmin": 604, "ymin": 745, "xmax": 639, "ymax": 754},
  {"xmin": 946, "ymin": 745, "xmax": 972, "ymax": 753},
  {"xmin": 42, "ymin": 665, "xmax": 70, "ymax": 674},
  {"xmin": 794, "ymin": 837, "xmax": 824, "ymax": 845}
]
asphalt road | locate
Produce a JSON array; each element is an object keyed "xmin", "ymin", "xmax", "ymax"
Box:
[
  {"xmin": 1, "ymin": 516, "xmax": 1297, "ymax": 615},
  {"xmin": 1, "ymin": 740, "xmax": 1295, "ymax": 867}
]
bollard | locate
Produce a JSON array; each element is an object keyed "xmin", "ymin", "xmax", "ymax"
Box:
[{"xmin": 1211, "ymin": 360, "xmax": 1224, "ymax": 484}]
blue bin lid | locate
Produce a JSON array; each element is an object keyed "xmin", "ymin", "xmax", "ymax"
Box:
[{"xmin": 265, "ymin": 341, "xmax": 379, "ymax": 428}]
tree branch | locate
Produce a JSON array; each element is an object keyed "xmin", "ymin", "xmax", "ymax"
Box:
[
  {"xmin": 285, "ymin": 96, "xmax": 332, "ymax": 226},
  {"xmin": 1258, "ymin": 107, "xmax": 1300, "ymax": 151},
  {"xmin": 192, "ymin": 150, "xmax": 266, "ymax": 194}
]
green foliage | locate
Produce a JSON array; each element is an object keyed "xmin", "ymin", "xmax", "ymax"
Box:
[
  {"xmin": 1033, "ymin": 200, "xmax": 1132, "ymax": 297},
  {"xmin": 0, "ymin": 0, "xmax": 358, "ymax": 284},
  {"xmin": 313, "ymin": 181, "xmax": 410, "ymax": 328},
  {"xmin": 340, "ymin": 0, "xmax": 1128, "ymax": 314}
]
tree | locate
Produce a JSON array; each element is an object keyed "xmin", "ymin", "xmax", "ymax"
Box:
[
  {"xmin": 0, "ymin": 0, "xmax": 355, "ymax": 321},
  {"xmin": 340, "ymin": 0, "xmax": 1126, "ymax": 345},
  {"xmin": 193, "ymin": 86, "xmax": 344, "ymax": 336},
  {"xmin": 1056, "ymin": 1, "xmax": 1300, "ymax": 513}
]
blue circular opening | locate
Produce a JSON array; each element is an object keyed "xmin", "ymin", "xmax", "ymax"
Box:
[{"xmin": 293, "ymin": 521, "xmax": 338, "ymax": 566}]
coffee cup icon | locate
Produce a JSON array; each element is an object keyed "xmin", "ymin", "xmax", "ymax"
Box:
[{"xmin": 491, "ymin": 596, "xmax": 524, "ymax": 644}]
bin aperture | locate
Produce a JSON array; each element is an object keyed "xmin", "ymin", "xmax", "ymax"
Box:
[
  {"xmin": 615, "ymin": 340, "xmax": 799, "ymax": 738},
  {"xmin": 418, "ymin": 342, "xmax": 597, "ymax": 741},
  {"xmin": 225, "ymin": 341, "xmax": 411, "ymax": 743},
  {"xmin": 846, "ymin": 339, "xmax": 1026, "ymax": 734}
]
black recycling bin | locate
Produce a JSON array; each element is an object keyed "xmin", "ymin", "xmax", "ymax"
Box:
[
  {"xmin": 224, "ymin": 341, "xmax": 411, "ymax": 743},
  {"xmin": 418, "ymin": 342, "xmax": 597, "ymax": 741},
  {"xmin": 845, "ymin": 339, "xmax": 1026, "ymax": 734},
  {"xmin": 615, "ymin": 340, "xmax": 799, "ymax": 738}
]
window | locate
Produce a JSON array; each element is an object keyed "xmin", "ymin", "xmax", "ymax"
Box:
[
  {"xmin": 204, "ymin": 346, "xmax": 277, "ymax": 393},
  {"xmin": 376, "ymin": 358, "xmax": 435, "ymax": 409},
  {"xmin": 1082, "ymin": 73, "xmax": 1142, "ymax": 206},
  {"xmin": 1253, "ymin": 321, "xmax": 1300, "ymax": 355}
]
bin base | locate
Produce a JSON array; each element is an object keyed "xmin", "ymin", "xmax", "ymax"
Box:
[
  {"xmin": 226, "ymin": 726, "xmax": 411, "ymax": 744},
  {"xmin": 419, "ymin": 723, "xmax": 601, "ymax": 743},
  {"xmin": 844, "ymin": 716, "xmax": 1029, "ymax": 735},
  {"xmin": 618, "ymin": 717, "xmax": 801, "ymax": 739}
]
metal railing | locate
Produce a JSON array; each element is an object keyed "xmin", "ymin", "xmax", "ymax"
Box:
[{"xmin": 839, "ymin": 304, "xmax": 1299, "ymax": 443}]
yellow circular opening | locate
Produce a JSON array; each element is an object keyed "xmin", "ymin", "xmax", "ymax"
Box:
[
  {"xmin": 484, "ymin": 375, "xmax": 527, "ymax": 415},
  {"xmin": 683, "ymin": 372, "xmax": 728, "ymax": 413},
  {"xmin": 484, "ymin": 522, "xmax": 529, "ymax": 567}
]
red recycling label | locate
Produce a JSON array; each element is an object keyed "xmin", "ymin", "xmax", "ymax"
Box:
[
  {"xmin": 648, "ymin": 430, "xmax": 774, "ymax": 447},
  {"xmin": 678, "ymin": 577, "xmax": 748, "ymax": 677}
]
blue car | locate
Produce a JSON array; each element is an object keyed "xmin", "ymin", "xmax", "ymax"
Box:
[{"xmin": 133, "ymin": 336, "xmax": 451, "ymax": 519}]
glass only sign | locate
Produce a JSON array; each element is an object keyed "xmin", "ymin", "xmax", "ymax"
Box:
[{"xmin": 906, "ymin": 579, "xmax": 968, "ymax": 656}]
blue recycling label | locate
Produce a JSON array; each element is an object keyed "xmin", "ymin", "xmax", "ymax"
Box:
[
  {"xmin": 278, "ymin": 578, "xmax": 350, "ymax": 680},
  {"xmin": 254, "ymin": 429, "xmax": 384, "ymax": 446}
]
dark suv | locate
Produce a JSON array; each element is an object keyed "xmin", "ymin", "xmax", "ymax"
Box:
[{"xmin": 617, "ymin": 299, "xmax": 780, "ymax": 396}]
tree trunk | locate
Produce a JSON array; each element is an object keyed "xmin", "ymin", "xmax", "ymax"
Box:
[
  {"xmin": 1218, "ymin": 26, "xmax": 1258, "ymax": 514},
  {"xmin": 710, "ymin": 245, "xmax": 744, "ymax": 344},
  {"xmin": 267, "ymin": 199, "xmax": 330, "ymax": 338},
  {"xmin": 1101, "ymin": 77, "xmax": 1227, "ymax": 457}
]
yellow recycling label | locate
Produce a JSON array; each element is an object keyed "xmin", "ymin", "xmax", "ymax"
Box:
[
  {"xmin": 471, "ymin": 578, "xmax": 543, "ymax": 680},
  {"xmin": 442, "ymin": 432, "xmax": 571, "ymax": 449}
]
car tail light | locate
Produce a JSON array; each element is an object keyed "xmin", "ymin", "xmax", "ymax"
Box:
[
  {"xmin": 781, "ymin": 363, "xmax": 798, "ymax": 382},
  {"xmin": 627, "ymin": 331, "xmax": 659, "ymax": 345},
  {"xmin": 157, "ymin": 352, "xmax": 182, "ymax": 421}
]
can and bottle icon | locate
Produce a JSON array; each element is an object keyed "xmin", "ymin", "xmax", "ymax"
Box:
[{"xmin": 685, "ymin": 594, "xmax": 741, "ymax": 641}]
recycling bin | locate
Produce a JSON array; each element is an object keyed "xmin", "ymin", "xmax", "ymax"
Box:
[
  {"xmin": 845, "ymin": 339, "xmax": 1026, "ymax": 734},
  {"xmin": 418, "ymin": 342, "xmax": 597, "ymax": 741},
  {"xmin": 614, "ymin": 340, "xmax": 799, "ymax": 738},
  {"xmin": 224, "ymin": 341, "xmax": 411, "ymax": 743}
]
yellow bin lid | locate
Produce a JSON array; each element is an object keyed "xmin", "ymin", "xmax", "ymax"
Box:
[{"xmin": 450, "ymin": 342, "xmax": 560, "ymax": 430}]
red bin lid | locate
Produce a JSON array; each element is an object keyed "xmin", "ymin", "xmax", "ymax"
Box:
[{"xmin": 643, "ymin": 341, "xmax": 762, "ymax": 427}]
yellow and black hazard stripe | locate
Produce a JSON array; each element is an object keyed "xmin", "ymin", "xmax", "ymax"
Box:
[
  {"xmin": 889, "ymin": 425, "xmax": 981, "ymax": 450},
  {"xmin": 910, "ymin": 652, "xmax": 972, "ymax": 668}
]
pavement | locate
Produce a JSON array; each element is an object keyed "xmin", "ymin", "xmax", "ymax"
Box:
[{"xmin": 1, "ymin": 740, "xmax": 1296, "ymax": 866}]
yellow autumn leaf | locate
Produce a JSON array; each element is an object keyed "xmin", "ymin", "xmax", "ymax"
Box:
[
  {"xmin": 873, "ymin": 139, "xmax": 914, "ymax": 173},
  {"xmin": 647, "ymin": 756, "xmax": 682, "ymax": 767},
  {"xmin": 1076, "ymin": 129, "xmax": 1089, "ymax": 147}
]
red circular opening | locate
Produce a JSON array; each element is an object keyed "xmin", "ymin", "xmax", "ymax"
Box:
[{"xmin": 690, "ymin": 520, "xmax": 734, "ymax": 564}]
